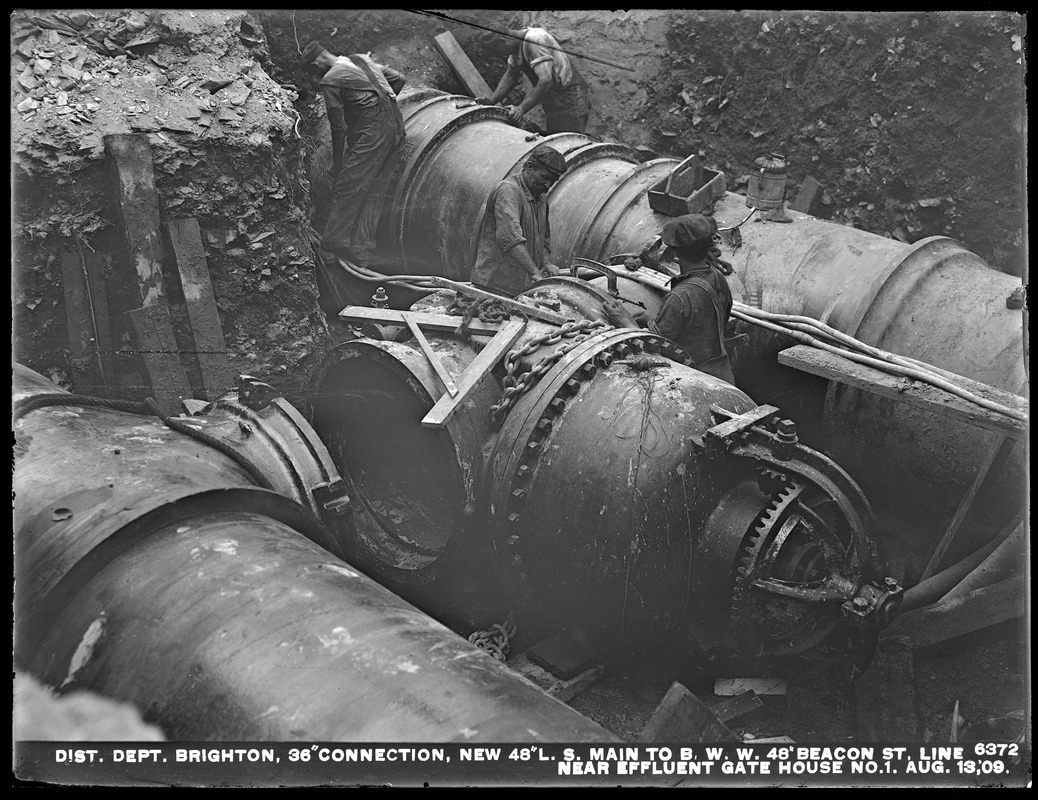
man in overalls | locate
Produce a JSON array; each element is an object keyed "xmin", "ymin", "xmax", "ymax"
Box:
[
  {"xmin": 605, "ymin": 214, "xmax": 736, "ymax": 384},
  {"xmin": 477, "ymin": 26, "xmax": 591, "ymax": 134},
  {"xmin": 302, "ymin": 41, "xmax": 406, "ymax": 314}
]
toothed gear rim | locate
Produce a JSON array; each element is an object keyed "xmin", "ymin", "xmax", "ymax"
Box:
[{"xmin": 730, "ymin": 478, "xmax": 848, "ymax": 658}]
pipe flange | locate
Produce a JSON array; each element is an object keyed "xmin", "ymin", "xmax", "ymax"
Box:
[{"xmin": 488, "ymin": 329, "xmax": 681, "ymax": 600}]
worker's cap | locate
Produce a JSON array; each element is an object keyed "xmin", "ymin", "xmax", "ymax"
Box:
[
  {"xmin": 301, "ymin": 40, "xmax": 328, "ymax": 65},
  {"xmin": 660, "ymin": 214, "xmax": 717, "ymax": 248},
  {"xmin": 527, "ymin": 145, "xmax": 567, "ymax": 178}
]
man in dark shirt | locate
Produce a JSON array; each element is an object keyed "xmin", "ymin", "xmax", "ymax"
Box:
[
  {"xmin": 470, "ymin": 146, "xmax": 567, "ymax": 298},
  {"xmin": 476, "ymin": 27, "xmax": 591, "ymax": 134},
  {"xmin": 606, "ymin": 214, "xmax": 735, "ymax": 383},
  {"xmin": 302, "ymin": 41, "xmax": 406, "ymax": 313}
]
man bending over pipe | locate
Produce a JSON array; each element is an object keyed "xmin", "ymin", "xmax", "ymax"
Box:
[
  {"xmin": 470, "ymin": 146, "xmax": 566, "ymax": 298},
  {"xmin": 605, "ymin": 214, "xmax": 736, "ymax": 384},
  {"xmin": 476, "ymin": 26, "xmax": 591, "ymax": 134},
  {"xmin": 302, "ymin": 40, "xmax": 406, "ymax": 314}
]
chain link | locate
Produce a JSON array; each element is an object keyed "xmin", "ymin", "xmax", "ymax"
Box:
[
  {"xmin": 467, "ymin": 612, "xmax": 518, "ymax": 662},
  {"xmin": 489, "ymin": 319, "xmax": 608, "ymax": 426}
]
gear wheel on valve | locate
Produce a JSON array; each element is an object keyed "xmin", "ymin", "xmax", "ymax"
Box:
[{"xmin": 730, "ymin": 479, "xmax": 854, "ymax": 659}]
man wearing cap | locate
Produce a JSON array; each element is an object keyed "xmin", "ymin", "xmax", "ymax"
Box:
[
  {"xmin": 605, "ymin": 214, "xmax": 735, "ymax": 383},
  {"xmin": 476, "ymin": 26, "xmax": 591, "ymax": 134},
  {"xmin": 301, "ymin": 40, "xmax": 406, "ymax": 312},
  {"xmin": 470, "ymin": 146, "xmax": 567, "ymax": 298}
]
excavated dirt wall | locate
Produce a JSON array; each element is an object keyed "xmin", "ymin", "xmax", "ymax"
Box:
[
  {"xmin": 12, "ymin": 9, "xmax": 1026, "ymax": 398},
  {"xmin": 12, "ymin": 9, "xmax": 325, "ymax": 398}
]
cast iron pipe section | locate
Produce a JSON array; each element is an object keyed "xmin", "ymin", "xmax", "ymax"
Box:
[
  {"xmin": 12, "ymin": 363, "xmax": 616, "ymax": 742},
  {"xmin": 365, "ymin": 88, "xmax": 1025, "ymax": 577},
  {"xmin": 311, "ymin": 287, "xmax": 898, "ymax": 668}
]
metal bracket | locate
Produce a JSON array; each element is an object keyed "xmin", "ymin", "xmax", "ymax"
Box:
[{"xmin": 313, "ymin": 479, "xmax": 352, "ymax": 518}]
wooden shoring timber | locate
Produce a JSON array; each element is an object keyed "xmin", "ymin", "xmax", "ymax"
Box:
[
  {"xmin": 919, "ymin": 436, "xmax": 1018, "ymax": 581},
  {"xmin": 854, "ymin": 636, "xmax": 919, "ymax": 742},
  {"xmin": 104, "ymin": 133, "xmax": 168, "ymax": 308},
  {"xmin": 433, "ymin": 31, "xmax": 492, "ymax": 98},
  {"xmin": 422, "ymin": 318, "xmax": 526, "ymax": 429},
  {"xmin": 777, "ymin": 345, "xmax": 1026, "ymax": 438},
  {"xmin": 165, "ymin": 218, "xmax": 235, "ymax": 400},
  {"xmin": 125, "ymin": 302, "xmax": 192, "ymax": 416}
]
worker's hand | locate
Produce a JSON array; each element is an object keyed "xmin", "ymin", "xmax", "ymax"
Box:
[
  {"xmin": 601, "ymin": 298, "xmax": 627, "ymax": 326},
  {"xmin": 541, "ymin": 263, "xmax": 560, "ymax": 277},
  {"xmin": 631, "ymin": 309, "xmax": 650, "ymax": 326},
  {"xmin": 506, "ymin": 104, "xmax": 525, "ymax": 123}
]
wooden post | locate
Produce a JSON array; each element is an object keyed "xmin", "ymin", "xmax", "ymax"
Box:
[
  {"xmin": 401, "ymin": 311, "xmax": 459, "ymax": 397},
  {"xmin": 125, "ymin": 303, "xmax": 192, "ymax": 417},
  {"xmin": 433, "ymin": 31, "xmax": 492, "ymax": 98},
  {"xmin": 105, "ymin": 132, "xmax": 193, "ymax": 411},
  {"xmin": 166, "ymin": 218, "xmax": 235, "ymax": 400},
  {"xmin": 855, "ymin": 636, "xmax": 919, "ymax": 741},
  {"xmin": 104, "ymin": 133, "xmax": 168, "ymax": 308},
  {"xmin": 777, "ymin": 345, "xmax": 1027, "ymax": 438},
  {"xmin": 919, "ymin": 436, "xmax": 1018, "ymax": 580},
  {"xmin": 423, "ymin": 319, "xmax": 526, "ymax": 429}
]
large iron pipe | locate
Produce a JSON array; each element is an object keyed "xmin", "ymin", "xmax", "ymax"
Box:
[
  {"xmin": 311, "ymin": 291, "xmax": 885, "ymax": 661},
  {"xmin": 12, "ymin": 364, "xmax": 615, "ymax": 742},
  {"xmin": 370, "ymin": 89, "xmax": 1025, "ymax": 570}
]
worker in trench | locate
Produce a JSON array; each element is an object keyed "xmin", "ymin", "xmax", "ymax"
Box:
[
  {"xmin": 469, "ymin": 145, "xmax": 567, "ymax": 299},
  {"xmin": 301, "ymin": 40, "xmax": 406, "ymax": 316},
  {"xmin": 476, "ymin": 25, "xmax": 591, "ymax": 134},
  {"xmin": 604, "ymin": 214, "xmax": 737, "ymax": 384}
]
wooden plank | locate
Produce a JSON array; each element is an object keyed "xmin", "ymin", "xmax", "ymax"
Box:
[
  {"xmin": 423, "ymin": 275, "xmax": 573, "ymax": 327},
  {"xmin": 338, "ymin": 306, "xmax": 514, "ymax": 337},
  {"xmin": 125, "ymin": 302, "xmax": 192, "ymax": 416},
  {"xmin": 104, "ymin": 133, "xmax": 167, "ymax": 307},
  {"xmin": 639, "ymin": 682, "xmax": 740, "ymax": 743},
  {"xmin": 854, "ymin": 635, "xmax": 919, "ymax": 741},
  {"xmin": 705, "ymin": 404, "xmax": 781, "ymax": 440},
  {"xmin": 166, "ymin": 218, "xmax": 235, "ymax": 400},
  {"xmin": 506, "ymin": 653, "xmax": 604, "ymax": 703},
  {"xmin": 401, "ymin": 312, "xmax": 458, "ymax": 396},
  {"xmin": 526, "ymin": 630, "xmax": 599, "ymax": 680},
  {"xmin": 919, "ymin": 436, "xmax": 1017, "ymax": 580},
  {"xmin": 709, "ymin": 691, "xmax": 763, "ymax": 723},
  {"xmin": 881, "ymin": 574, "xmax": 1026, "ymax": 647},
  {"xmin": 433, "ymin": 31, "xmax": 492, "ymax": 98},
  {"xmin": 422, "ymin": 319, "xmax": 526, "ymax": 429},
  {"xmin": 714, "ymin": 677, "xmax": 786, "ymax": 696},
  {"xmin": 778, "ymin": 345, "xmax": 1027, "ymax": 437}
]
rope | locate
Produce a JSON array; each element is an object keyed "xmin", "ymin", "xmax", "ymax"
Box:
[
  {"xmin": 467, "ymin": 612, "xmax": 517, "ymax": 662},
  {"xmin": 13, "ymin": 392, "xmax": 148, "ymax": 422}
]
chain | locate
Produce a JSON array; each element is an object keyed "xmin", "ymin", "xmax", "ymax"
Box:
[
  {"xmin": 489, "ymin": 319, "xmax": 608, "ymax": 426},
  {"xmin": 467, "ymin": 612, "xmax": 518, "ymax": 662}
]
